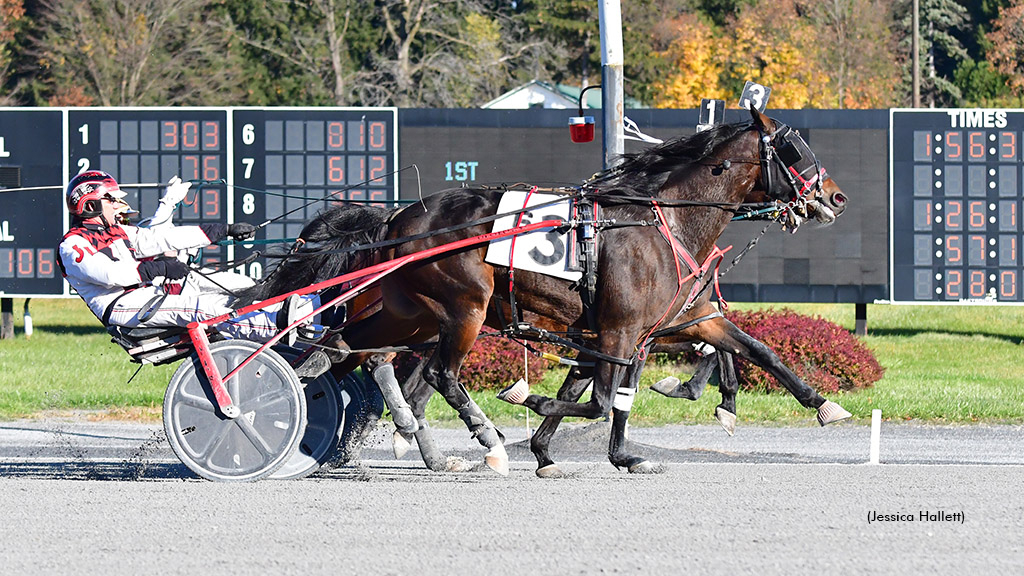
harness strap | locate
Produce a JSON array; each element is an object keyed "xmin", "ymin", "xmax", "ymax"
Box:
[
  {"xmin": 506, "ymin": 186, "xmax": 539, "ymax": 331},
  {"xmin": 509, "ymin": 324, "xmax": 634, "ymax": 366},
  {"xmin": 639, "ymin": 202, "xmax": 734, "ymax": 356},
  {"xmin": 101, "ymin": 286, "xmax": 141, "ymax": 325},
  {"xmin": 638, "ymin": 201, "xmax": 687, "ymax": 360},
  {"xmin": 570, "ymin": 195, "xmax": 600, "ymax": 331},
  {"xmin": 649, "ymin": 311, "xmax": 724, "ymax": 339}
]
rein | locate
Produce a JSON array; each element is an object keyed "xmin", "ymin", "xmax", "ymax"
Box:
[{"xmin": 264, "ymin": 192, "xmax": 584, "ymax": 260}]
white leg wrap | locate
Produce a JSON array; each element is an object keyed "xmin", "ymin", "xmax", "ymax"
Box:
[
  {"xmin": 693, "ymin": 342, "xmax": 717, "ymax": 355},
  {"xmin": 613, "ymin": 386, "xmax": 636, "ymax": 411}
]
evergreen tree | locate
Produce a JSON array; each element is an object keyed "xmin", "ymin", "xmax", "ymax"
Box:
[
  {"xmin": 895, "ymin": 0, "xmax": 970, "ymax": 106},
  {"xmin": 517, "ymin": 0, "xmax": 599, "ymax": 87},
  {"xmin": 954, "ymin": 0, "xmax": 1013, "ymax": 105}
]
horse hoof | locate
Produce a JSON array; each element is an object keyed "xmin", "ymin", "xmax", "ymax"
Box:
[
  {"xmin": 817, "ymin": 400, "xmax": 852, "ymax": 426},
  {"xmin": 715, "ymin": 407, "xmax": 736, "ymax": 436},
  {"xmin": 393, "ymin": 430, "xmax": 413, "ymax": 459},
  {"xmin": 484, "ymin": 443, "xmax": 509, "ymax": 476},
  {"xmin": 627, "ymin": 460, "xmax": 661, "ymax": 474},
  {"xmin": 536, "ymin": 464, "xmax": 565, "ymax": 479},
  {"xmin": 650, "ymin": 376, "xmax": 681, "ymax": 397},
  {"xmin": 496, "ymin": 378, "xmax": 529, "ymax": 405}
]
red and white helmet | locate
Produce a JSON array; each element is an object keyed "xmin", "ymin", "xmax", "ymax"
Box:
[{"xmin": 65, "ymin": 170, "xmax": 127, "ymax": 218}]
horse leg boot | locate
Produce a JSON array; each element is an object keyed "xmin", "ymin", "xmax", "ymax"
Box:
[
  {"xmin": 411, "ymin": 419, "xmax": 448, "ymax": 471},
  {"xmin": 608, "ymin": 359, "xmax": 658, "ymax": 474},
  {"xmin": 455, "ymin": 400, "xmax": 508, "ymax": 476},
  {"xmin": 715, "ymin": 350, "xmax": 738, "ymax": 436},
  {"xmin": 364, "ymin": 353, "xmax": 419, "ymax": 438},
  {"xmin": 651, "ymin": 349, "xmax": 718, "ymax": 400},
  {"xmin": 393, "ymin": 359, "xmax": 448, "ymax": 470},
  {"xmin": 296, "ymin": 332, "xmax": 352, "ymax": 378}
]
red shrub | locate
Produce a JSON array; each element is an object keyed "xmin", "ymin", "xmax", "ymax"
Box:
[
  {"xmin": 725, "ymin": 308, "xmax": 884, "ymax": 394},
  {"xmin": 393, "ymin": 330, "xmax": 549, "ymax": 392}
]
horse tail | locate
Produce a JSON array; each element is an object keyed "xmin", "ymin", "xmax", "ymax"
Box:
[{"xmin": 236, "ymin": 204, "xmax": 393, "ymax": 305}]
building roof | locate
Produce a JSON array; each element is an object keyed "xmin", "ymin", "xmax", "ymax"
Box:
[{"xmin": 482, "ymin": 80, "xmax": 642, "ymax": 110}]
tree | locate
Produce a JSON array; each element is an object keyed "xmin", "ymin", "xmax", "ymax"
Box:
[
  {"xmin": 895, "ymin": 0, "xmax": 970, "ymax": 106},
  {"xmin": 517, "ymin": 0, "xmax": 599, "ymax": 87},
  {"xmin": 621, "ymin": 0, "xmax": 693, "ymax": 107},
  {"xmin": 31, "ymin": 0, "xmax": 247, "ymax": 106},
  {"xmin": 802, "ymin": 0, "xmax": 901, "ymax": 108},
  {"xmin": 986, "ymin": 0, "xmax": 1024, "ymax": 97},
  {"xmin": 226, "ymin": 0, "xmax": 378, "ymax": 106},
  {"xmin": 723, "ymin": 1, "xmax": 834, "ymax": 108},
  {"xmin": 651, "ymin": 1, "xmax": 835, "ymax": 108},
  {"xmin": 229, "ymin": 0, "xmax": 556, "ymax": 107},
  {"xmin": 368, "ymin": 0, "xmax": 558, "ymax": 107},
  {"xmin": 694, "ymin": 0, "xmax": 756, "ymax": 27},
  {"xmin": 649, "ymin": 13, "xmax": 730, "ymax": 107},
  {"xmin": 0, "ymin": 0, "xmax": 24, "ymax": 104}
]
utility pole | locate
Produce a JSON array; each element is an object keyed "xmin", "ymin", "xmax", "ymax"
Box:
[
  {"xmin": 598, "ymin": 0, "xmax": 624, "ymax": 170},
  {"xmin": 912, "ymin": 0, "xmax": 920, "ymax": 108}
]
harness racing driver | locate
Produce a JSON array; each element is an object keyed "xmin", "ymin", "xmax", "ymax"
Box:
[{"xmin": 57, "ymin": 170, "xmax": 317, "ymax": 345}]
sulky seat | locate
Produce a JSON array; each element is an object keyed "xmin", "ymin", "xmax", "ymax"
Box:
[{"xmin": 106, "ymin": 325, "xmax": 220, "ymax": 366}]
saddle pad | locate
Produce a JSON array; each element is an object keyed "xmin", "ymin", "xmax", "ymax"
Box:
[{"xmin": 484, "ymin": 190, "xmax": 582, "ymax": 282}]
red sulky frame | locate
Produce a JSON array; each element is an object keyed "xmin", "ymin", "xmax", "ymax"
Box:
[{"xmin": 185, "ymin": 218, "xmax": 567, "ymax": 419}]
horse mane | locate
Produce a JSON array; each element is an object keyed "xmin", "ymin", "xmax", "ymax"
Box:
[
  {"xmin": 588, "ymin": 121, "xmax": 751, "ymax": 197},
  {"xmin": 235, "ymin": 203, "xmax": 392, "ymax": 305}
]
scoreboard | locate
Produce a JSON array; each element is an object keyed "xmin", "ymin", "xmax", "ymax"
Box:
[
  {"xmin": 0, "ymin": 107, "xmax": 398, "ymax": 297},
  {"xmin": 231, "ymin": 108, "xmax": 397, "ymax": 278},
  {"xmin": 69, "ymin": 109, "xmax": 230, "ymax": 268},
  {"xmin": 0, "ymin": 109, "xmax": 64, "ymax": 296},
  {"xmin": 11, "ymin": 106, "xmax": 1024, "ymax": 305},
  {"xmin": 891, "ymin": 109, "xmax": 1024, "ymax": 303}
]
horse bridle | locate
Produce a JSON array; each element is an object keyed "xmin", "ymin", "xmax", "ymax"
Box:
[{"xmin": 757, "ymin": 120, "xmax": 828, "ymax": 220}]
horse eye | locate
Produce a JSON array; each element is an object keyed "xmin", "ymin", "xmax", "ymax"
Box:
[{"xmin": 777, "ymin": 142, "xmax": 802, "ymax": 166}]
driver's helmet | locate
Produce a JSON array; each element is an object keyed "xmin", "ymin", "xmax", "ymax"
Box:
[{"xmin": 65, "ymin": 170, "xmax": 127, "ymax": 218}]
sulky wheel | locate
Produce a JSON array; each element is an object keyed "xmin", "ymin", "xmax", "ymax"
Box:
[
  {"xmin": 269, "ymin": 347, "xmax": 344, "ymax": 480},
  {"xmin": 164, "ymin": 340, "xmax": 306, "ymax": 482}
]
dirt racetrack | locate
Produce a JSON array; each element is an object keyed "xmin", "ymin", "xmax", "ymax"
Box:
[{"xmin": 1, "ymin": 418, "xmax": 1022, "ymax": 575}]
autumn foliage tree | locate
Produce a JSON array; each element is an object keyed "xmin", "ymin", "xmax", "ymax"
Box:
[
  {"xmin": 650, "ymin": 13, "xmax": 730, "ymax": 107},
  {"xmin": 0, "ymin": 0, "xmax": 23, "ymax": 105},
  {"xmin": 986, "ymin": 0, "xmax": 1024, "ymax": 97},
  {"xmin": 0, "ymin": 0, "xmax": 1021, "ymax": 108},
  {"xmin": 651, "ymin": 0, "xmax": 899, "ymax": 109},
  {"xmin": 32, "ymin": 0, "xmax": 247, "ymax": 106}
]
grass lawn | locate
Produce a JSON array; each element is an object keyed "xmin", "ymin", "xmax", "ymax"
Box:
[{"xmin": 1, "ymin": 298, "xmax": 1023, "ymax": 425}]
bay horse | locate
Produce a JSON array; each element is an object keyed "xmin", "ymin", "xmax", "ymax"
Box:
[
  {"xmin": 396, "ymin": 279, "xmax": 849, "ymax": 478},
  {"xmin": 250, "ymin": 107, "xmax": 849, "ymax": 476}
]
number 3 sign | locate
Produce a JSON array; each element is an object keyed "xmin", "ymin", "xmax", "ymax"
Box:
[
  {"xmin": 485, "ymin": 190, "xmax": 582, "ymax": 282},
  {"xmin": 738, "ymin": 81, "xmax": 771, "ymax": 112}
]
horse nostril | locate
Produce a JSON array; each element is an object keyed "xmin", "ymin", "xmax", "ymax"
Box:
[{"xmin": 832, "ymin": 192, "xmax": 847, "ymax": 206}]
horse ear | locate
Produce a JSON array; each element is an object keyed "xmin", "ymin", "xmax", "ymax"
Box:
[{"xmin": 749, "ymin": 104, "xmax": 772, "ymax": 132}]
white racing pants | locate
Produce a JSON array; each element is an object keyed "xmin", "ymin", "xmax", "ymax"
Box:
[{"xmin": 104, "ymin": 270, "xmax": 316, "ymax": 343}]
